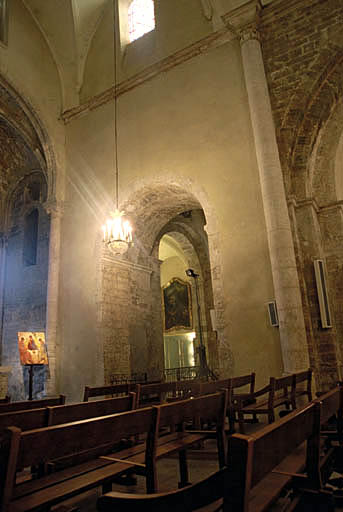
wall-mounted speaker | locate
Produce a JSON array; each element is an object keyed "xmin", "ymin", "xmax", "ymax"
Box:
[
  {"xmin": 267, "ymin": 300, "xmax": 279, "ymax": 327},
  {"xmin": 314, "ymin": 259, "xmax": 332, "ymax": 328}
]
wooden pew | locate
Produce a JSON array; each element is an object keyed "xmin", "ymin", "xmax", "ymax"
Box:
[
  {"xmin": 234, "ymin": 375, "xmax": 293, "ymax": 433},
  {"xmin": 0, "ymin": 408, "xmax": 48, "ymax": 438},
  {"xmin": 98, "ymin": 390, "xmax": 341, "ymax": 512},
  {"xmin": 148, "ymin": 390, "xmax": 228, "ymax": 492},
  {"xmin": 291, "ymin": 368, "xmax": 312, "ymax": 408},
  {"xmin": 0, "ymin": 396, "xmax": 10, "ymax": 404},
  {"xmin": 0, "ymin": 408, "xmax": 156, "ymax": 512},
  {"xmin": 83, "ymin": 384, "xmax": 134, "ymax": 401},
  {"xmin": 0, "ymin": 392, "xmax": 227, "ymax": 511},
  {"xmin": 198, "ymin": 378, "xmax": 230, "ymax": 396},
  {"xmin": 138, "ymin": 380, "xmax": 201, "ymax": 406},
  {"xmin": 98, "ymin": 391, "xmax": 228, "ymax": 493},
  {"xmin": 0, "ymin": 395, "xmax": 65, "ymax": 414},
  {"xmin": 47, "ymin": 393, "xmax": 137, "ymax": 426},
  {"xmin": 0, "ymin": 395, "xmax": 136, "ymax": 441}
]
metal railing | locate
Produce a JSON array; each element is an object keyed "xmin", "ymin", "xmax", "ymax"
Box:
[
  {"xmin": 110, "ymin": 373, "xmax": 148, "ymax": 385},
  {"xmin": 164, "ymin": 365, "xmax": 218, "ymax": 382}
]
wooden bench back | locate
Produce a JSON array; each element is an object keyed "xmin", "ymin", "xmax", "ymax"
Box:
[
  {"xmin": 138, "ymin": 382, "xmax": 178, "ymax": 405},
  {"xmin": 83, "ymin": 383, "xmax": 134, "ymax": 401},
  {"xmin": 175, "ymin": 380, "xmax": 201, "ymax": 398},
  {"xmin": 227, "ymin": 402, "xmax": 318, "ymax": 509},
  {"xmin": 274, "ymin": 374, "xmax": 293, "ymax": 392},
  {"xmin": 199, "ymin": 379, "xmax": 230, "ymax": 396},
  {"xmin": 314, "ymin": 386, "xmax": 341, "ymax": 425},
  {"xmin": 0, "ymin": 395, "xmax": 65, "ymax": 413},
  {"xmin": 230, "ymin": 373, "xmax": 255, "ymax": 394},
  {"xmin": 292, "ymin": 368, "xmax": 312, "ymax": 404},
  {"xmin": 0, "ymin": 396, "xmax": 10, "ymax": 404},
  {"xmin": 0, "ymin": 408, "xmax": 48, "ymax": 434},
  {"xmin": 47, "ymin": 393, "xmax": 136, "ymax": 426},
  {"xmin": 8, "ymin": 407, "xmax": 154, "ymax": 471},
  {"xmin": 156, "ymin": 391, "xmax": 228, "ymax": 429}
]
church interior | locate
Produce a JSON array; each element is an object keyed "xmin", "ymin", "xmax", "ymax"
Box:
[{"xmin": 0, "ymin": 0, "xmax": 343, "ymax": 510}]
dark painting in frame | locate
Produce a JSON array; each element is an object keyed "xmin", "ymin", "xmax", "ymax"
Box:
[{"xmin": 162, "ymin": 277, "xmax": 192, "ymax": 332}]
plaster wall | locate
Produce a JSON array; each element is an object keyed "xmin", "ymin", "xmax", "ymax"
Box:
[
  {"xmin": 161, "ymin": 256, "xmax": 187, "ymax": 289},
  {"xmin": 81, "ymin": 0, "xmax": 213, "ymax": 102},
  {"xmin": 62, "ymin": 36, "xmax": 283, "ymax": 399}
]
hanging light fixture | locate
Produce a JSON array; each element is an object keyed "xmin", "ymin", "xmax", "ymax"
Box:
[{"xmin": 102, "ymin": 0, "xmax": 133, "ymax": 256}]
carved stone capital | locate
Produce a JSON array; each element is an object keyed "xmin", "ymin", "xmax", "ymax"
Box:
[
  {"xmin": 43, "ymin": 199, "xmax": 65, "ymax": 217},
  {"xmin": 222, "ymin": 0, "xmax": 262, "ymax": 44}
]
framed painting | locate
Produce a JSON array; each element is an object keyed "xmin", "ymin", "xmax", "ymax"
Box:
[
  {"xmin": 17, "ymin": 332, "xmax": 48, "ymax": 365},
  {"xmin": 162, "ymin": 277, "xmax": 192, "ymax": 332}
]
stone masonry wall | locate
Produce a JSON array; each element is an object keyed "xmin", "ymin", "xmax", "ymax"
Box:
[
  {"xmin": 261, "ymin": 0, "xmax": 343, "ymax": 388},
  {"xmin": 99, "ymin": 256, "xmax": 164, "ymax": 384}
]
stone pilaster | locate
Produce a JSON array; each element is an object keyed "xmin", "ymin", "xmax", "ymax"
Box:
[
  {"xmin": 43, "ymin": 199, "xmax": 64, "ymax": 395},
  {"xmin": 0, "ymin": 234, "xmax": 8, "ymax": 363},
  {"xmin": 224, "ymin": 0, "xmax": 309, "ymax": 373}
]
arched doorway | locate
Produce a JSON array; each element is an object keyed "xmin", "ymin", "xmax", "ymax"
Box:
[
  {"xmin": 158, "ymin": 209, "xmax": 216, "ymax": 380},
  {"xmin": 98, "ymin": 180, "xmax": 223, "ymax": 384}
]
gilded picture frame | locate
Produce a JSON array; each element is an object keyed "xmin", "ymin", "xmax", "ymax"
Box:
[{"xmin": 162, "ymin": 277, "xmax": 193, "ymax": 332}]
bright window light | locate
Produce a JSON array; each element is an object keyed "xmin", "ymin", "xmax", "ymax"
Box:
[{"xmin": 128, "ymin": 0, "xmax": 155, "ymax": 43}]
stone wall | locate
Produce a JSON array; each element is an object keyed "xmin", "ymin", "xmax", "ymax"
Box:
[
  {"xmin": 261, "ymin": 0, "xmax": 343, "ymax": 388},
  {"xmin": 99, "ymin": 255, "xmax": 163, "ymax": 384},
  {"xmin": 2, "ymin": 173, "xmax": 50, "ymax": 400}
]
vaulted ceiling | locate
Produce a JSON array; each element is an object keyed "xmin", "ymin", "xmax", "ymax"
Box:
[{"xmin": 22, "ymin": 0, "xmax": 109, "ymax": 109}]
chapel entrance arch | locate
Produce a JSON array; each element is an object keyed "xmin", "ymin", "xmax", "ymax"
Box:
[{"xmin": 99, "ymin": 180, "xmax": 221, "ymax": 383}]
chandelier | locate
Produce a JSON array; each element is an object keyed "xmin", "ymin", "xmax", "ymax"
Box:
[
  {"xmin": 102, "ymin": 209, "xmax": 133, "ymax": 255},
  {"xmin": 102, "ymin": 1, "xmax": 133, "ymax": 256}
]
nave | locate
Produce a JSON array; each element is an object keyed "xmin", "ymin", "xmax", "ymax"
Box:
[{"xmin": 0, "ymin": 372, "xmax": 343, "ymax": 511}]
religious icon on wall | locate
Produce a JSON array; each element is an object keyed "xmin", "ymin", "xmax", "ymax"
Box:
[
  {"xmin": 162, "ymin": 278, "xmax": 192, "ymax": 332},
  {"xmin": 17, "ymin": 332, "xmax": 48, "ymax": 365}
]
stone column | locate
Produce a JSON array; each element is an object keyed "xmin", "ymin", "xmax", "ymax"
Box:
[
  {"xmin": 0, "ymin": 234, "xmax": 8, "ymax": 363},
  {"xmin": 44, "ymin": 200, "xmax": 64, "ymax": 395},
  {"xmin": 224, "ymin": 1, "xmax": 309, "ymax": 372}
]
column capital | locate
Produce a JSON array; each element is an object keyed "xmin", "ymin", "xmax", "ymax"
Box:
[
  {"xmin": 42, "ymin": 199, "xmax": 65, "ymax": 217},
  {"xmin": 222, "ymin": 0, "xmax": 262, "ymax": 44}
]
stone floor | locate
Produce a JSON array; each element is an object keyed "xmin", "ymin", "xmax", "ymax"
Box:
[{"xmin": 54, "ymin": 436, "xmax": 343, "ymax": 512}]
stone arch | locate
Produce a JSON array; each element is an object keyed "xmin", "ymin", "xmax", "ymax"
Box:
[
  {"xmin": 157, "ymin": 220, "xmax": 218, "ymax": 371},
  {"xmin": 0, "ymin": 76, "xmax": 59, "ymax": 398},
  {"xmin": 284, "ymin": 46, "xmax": 343, "ymax": 388},
  {"xmin": 0, "ymin": 74, "xmax": 57, "ymax": 202},
  {"xmin": 311, "ymin": 99, "xmax": 343, "ymax": 206},
  {"xmin": 279, "ymin": 42, "xmax": 343, "ymax": 200},
  {"xmin": 98, "ymin": 175, "xmax": 232, "ymax": 381},
  {"xmin": 335, "ymin": 129, "xmax": 343, "ymax": 201}
]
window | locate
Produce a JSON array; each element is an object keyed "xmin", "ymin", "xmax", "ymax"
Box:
[
  {"xmin": 128, "ymin": 0, "xmax": 155, "ymax": 43},
  {"xmin": 0, "ymin": 0, "xmax": 8, "ymax": 45},
  {"xmin": 23, "ymin": 209, "xmax": 39, "ymax": 266}
]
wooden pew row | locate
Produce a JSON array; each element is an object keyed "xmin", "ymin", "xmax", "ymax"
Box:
[
  {"xmin": 83, "ymin": 381, "xmax": 162, "ymax": 402},
  {"xmin": 138, "ymin": 380, "xmax": 203, "ymax": 406},
  {"xmin": 83, "ymin": 369, "xmax": 310, "ymax": 431},
  {"xmin": 0, "ymin": 395, "xmax": 66, "ymax": 414},
  {"xmin": 0, "ymin": 396, "xmax": 10, "ymax": 404},
  {"xmin": 97, "ymin": 384, "xmax": 342, "ymax": 512},
  {"xmin": 0, "ymin": 395, "xmax": 137, "ymax": 439},
  {"xmin": 83, "ymin": 383, "xmax": 136, "ymax": 401},
  {"xmin": 232, "ymin": 370, "xmax": 313, "ymax": 433},
  {"xmin": 0, "ymin": 392, "xmax": 227, "ymax": 512}
]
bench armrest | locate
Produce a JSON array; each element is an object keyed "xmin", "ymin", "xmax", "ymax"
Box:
[{"xmin": 234, "ymin": 384, "xmax": 271, "ymax": 405}]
